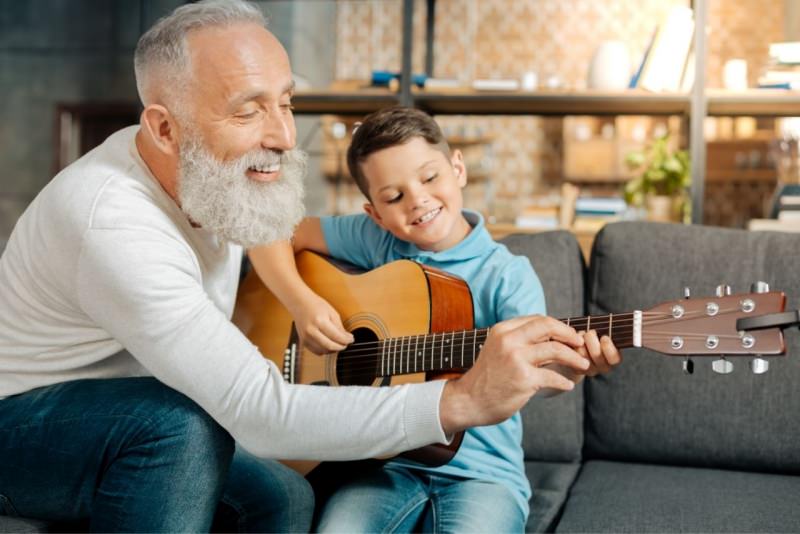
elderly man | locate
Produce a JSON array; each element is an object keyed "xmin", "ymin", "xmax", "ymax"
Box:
[{"xmin": 0, "ymin": 0, "xmax": 597, "ymax": 531}]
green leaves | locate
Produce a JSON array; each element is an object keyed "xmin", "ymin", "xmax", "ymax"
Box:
[{"xmin": 623, "ymin": 134, "xmax": 690, "ymax": 205}]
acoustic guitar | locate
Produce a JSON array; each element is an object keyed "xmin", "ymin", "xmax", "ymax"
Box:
[{"xmin": 233, "ymin": 251, "xmax": 792, "ymax": 472}]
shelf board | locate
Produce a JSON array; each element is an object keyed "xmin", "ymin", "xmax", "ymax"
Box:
[
  {"xmin": 294, "ymin": 88, "xmax": 800, "ymax": 117},
  {"xmin": 293, "ymin": 89, "xmax": 398, "ymax": 115},
  {"xmin": 706, "ymin": 89, "xmax": 800, "ymax": 116},
  {"xmin": 414, "ymin": 89, "xmax": 690, "ymax": 116}
]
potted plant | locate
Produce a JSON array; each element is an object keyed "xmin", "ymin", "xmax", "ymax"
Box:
[{"xmin": 624, "ymin": 134, "xmax": 691, "ymax": 222}]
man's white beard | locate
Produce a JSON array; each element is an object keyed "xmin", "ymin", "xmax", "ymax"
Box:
[{"xmin": 177, "ymin": 136, "xmax": 306, "ymax": 248}]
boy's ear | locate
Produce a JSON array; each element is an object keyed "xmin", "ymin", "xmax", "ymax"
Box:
[
  {"xmin": 363, "ymin": 202, "xmax": 387, "ymax": 230},
  {"xmin": 451, "ymin": 149, "xmax": 467, "ymax": 188}
]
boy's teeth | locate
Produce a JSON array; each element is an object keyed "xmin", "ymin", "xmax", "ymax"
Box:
[{"xmin": 415, "ymin": 208, "xmax": 440, "ymax": 224}]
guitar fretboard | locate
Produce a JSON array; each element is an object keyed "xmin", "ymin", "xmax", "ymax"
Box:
[{"xmin": 338, "ymin": 313, "xmax": 636, "ymax": 378}]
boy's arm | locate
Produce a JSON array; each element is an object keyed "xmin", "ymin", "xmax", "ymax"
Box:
[{"xmin": 247, "ymin": 218, "xmax": 353, "ymax": 354}]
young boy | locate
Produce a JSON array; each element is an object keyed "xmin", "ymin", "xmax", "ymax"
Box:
[{"xmin": 250, "ymin": 107, "xmax": 620, "ymax": 532}]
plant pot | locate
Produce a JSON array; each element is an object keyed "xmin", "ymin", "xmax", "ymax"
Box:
[{"xmin": 646, "ymin": 195, "xmax": 681, "ymax": 222}]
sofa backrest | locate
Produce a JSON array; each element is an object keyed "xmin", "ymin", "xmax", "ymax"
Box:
[
  {"xmin": 501, "ymin": 231, "xmax": 586, "ymax": 463},
  {"xmin": 585, "ymin": 221, "xmax": 800, "ymax": 474}
]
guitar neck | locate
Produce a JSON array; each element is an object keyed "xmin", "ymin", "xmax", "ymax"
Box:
[{"xmin": 367, "ymin": 312, "xmax": 636, "ymax": 377}]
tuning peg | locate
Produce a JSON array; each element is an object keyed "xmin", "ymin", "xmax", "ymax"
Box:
[
  {"xmin": 683, "ymin": 286, "xmax": 691, "ymax": 299},
  {"xmin": 750, "ymin": 357, "xmax": 769, "ymax": 374},
  {"xmin": 750, "ymin": 281, "xmax": 770, "ymax": 294},
  {"xmin": 712, "ymin": 357, "xmax": 734, "ymax": 374},
  {"xmin": 715, "ymin": 284, "xmax": 732, "ymax": 297},
  {"xmin": 682, "ymin": 357, "xmax": 694, "ymax": 374}
]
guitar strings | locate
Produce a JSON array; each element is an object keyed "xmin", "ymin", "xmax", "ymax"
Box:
[{"xmin": 321, "ymin": 307, "xmax": 743, "ymax": 360}]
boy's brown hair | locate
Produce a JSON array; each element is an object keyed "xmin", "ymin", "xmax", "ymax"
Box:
[{"xmin": 346, "ymin": 107, "xmax": 450, "ymax": 201}]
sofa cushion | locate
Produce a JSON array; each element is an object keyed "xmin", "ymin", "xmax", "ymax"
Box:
[
  {"xmin": 555, "ymin": 460, "xmax": 800, "ymax": 533},
  {"xmin": 585, "ymin": 221, "xmax": 800, "ymax": 473},
  {"xmin": 524, "ymin": 461, "xmax": 582, "ymax": 533},
  {"xmin": 502, "ymin": 231, "xmax": 586, "ymax": 463}
]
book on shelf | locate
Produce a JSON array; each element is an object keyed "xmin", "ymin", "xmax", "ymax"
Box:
[
  {"xmin": 768, "ymin": 41, "xmax": 800, "ymax": 65},
  {"xmin": 758, "ymin": 81, "xmax": 800, "ymax": 90},
  {"xmin": 680, "ymin": 50, "xmax": 695, "ymax": 92},
  {"xmin": 629, "ymin": 28, "xmax": 657, "ymax": 88},
  {"xmin": 638, "ymin": 6, "xmax": 695, "ymax": 93},
  {"xmin": 778, "ymin": 210, "xmax": 800, "ymax": 222},
  {"xmin": 574, "ymin": 196, "xmax": 627, "ymax": 216},
  {"xmin": 472, "ymin": 78, "xmax": 520, "ymax": 91}
]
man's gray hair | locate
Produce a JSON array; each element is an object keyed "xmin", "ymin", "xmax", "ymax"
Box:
[{"xmin": 134, "ymin": 0, "xmax": 266, "ymax": 108}]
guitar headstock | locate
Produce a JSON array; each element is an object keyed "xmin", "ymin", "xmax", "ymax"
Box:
[{"xmin": 641, "ymin": 283, "xmax": 788, "ymax": 374}]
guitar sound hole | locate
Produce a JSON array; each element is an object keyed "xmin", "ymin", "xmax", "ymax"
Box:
[{"xmin": 336, "ymin": 327, "xmax": 379, "ymax": 386}]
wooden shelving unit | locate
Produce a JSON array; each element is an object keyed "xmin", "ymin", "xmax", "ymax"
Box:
[{"xmin": 293, "ymin": 0, "xmax": 800, "ymax": 226}]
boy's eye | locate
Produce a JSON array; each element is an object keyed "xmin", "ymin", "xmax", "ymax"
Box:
[
  {"xmin": 424, "ymin": 173, "xmax": 438, "ymax": 183},
  {"xmin": 386, "ymin": 193, "xmax": 403, "ymax": 204}
]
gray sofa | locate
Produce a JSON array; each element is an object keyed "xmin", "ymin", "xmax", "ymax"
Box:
[
  {"xmin": 2, "ymin": 221, "xmax": 799, "ymax": 532},
  {"xmin": 511, "ymin": 221, "xmax": 800, "ymax": 532}
]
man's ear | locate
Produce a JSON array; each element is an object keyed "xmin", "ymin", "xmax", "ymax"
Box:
[
  {"xmin": 140, "ymin": 104, "xmax": 181, "ymax": 156},
  {"xmin": 363, "ymin": 202, "xmax": 387, "ymax": 230},
  {"xmin": 451, "ymin": 149, "xmax": 467, "ymax": 188}
]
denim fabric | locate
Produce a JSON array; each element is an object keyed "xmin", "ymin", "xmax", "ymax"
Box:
[
  {"xmin": 0, "ymin": 377, "xmax": 313, "ymax": 532},
  {"xmin": 314, "ymin": 464, "xmax": 525, "ymax": 533},
  {"xmin": 216, "ymin": 445, "xmax": 314, "ymax": 533}
]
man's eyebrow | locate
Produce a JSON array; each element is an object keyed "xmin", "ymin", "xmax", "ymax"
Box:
[{"xmin": 228, "ymin": 81, "xmax": 296, "ymax": 110}]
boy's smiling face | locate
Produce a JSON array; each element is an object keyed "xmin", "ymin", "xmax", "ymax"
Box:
[{"xmin": 361, "ymin": 136, "xmax": 472, "ymax": 252}]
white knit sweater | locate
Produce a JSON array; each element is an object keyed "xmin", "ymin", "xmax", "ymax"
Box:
[{"xmin": 0, "ymin": 126, "xmax": 446, "ymax": 460}]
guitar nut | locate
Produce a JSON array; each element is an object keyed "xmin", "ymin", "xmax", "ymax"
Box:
[
  {"xmin": 671, "ymin": 336, "xmax": 684, "ymax": 350},
  {"xmin": 672, "ymin": 305, "xmax": 685, "ymax": 319},
  {"xmin": 741, "ymin": 299, "xmax": 755, "ymax": 313},
  {"xmin": 706, "ymin": 302, "xmax": 719, "ymax": 316},
  {"xmin": 706, "ymin": 335, "xmax": 719, "ymax": 349},
  {"xmin": 741, "ymin": 334, "xmax": 755, "ymax": 349}
]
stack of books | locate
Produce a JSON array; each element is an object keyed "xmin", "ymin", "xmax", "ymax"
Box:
[{"xmin": 759, "ymin": 42, "xmax": 800, "ymax": 90}]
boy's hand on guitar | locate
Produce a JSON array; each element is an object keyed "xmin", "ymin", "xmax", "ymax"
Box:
[
  {"xmin": 288, "ymin": 292, "xmax": 354, "ymax": 355},
  {"xmin": 577, "ymin": 330, "xmax": 622, "ymax": 376},
  {"xmin": 439, "ymin": 315, "xmax": 590, "ymax": 435}
]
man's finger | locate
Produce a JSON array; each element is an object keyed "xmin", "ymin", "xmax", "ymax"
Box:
[
  {"xmin": 601, "ymin": 336, "xmax": 622, "ymax": 366},
  {"xmin": 527, "ymin": 341, "xmax": 590, "ymax": 372},
  {"xmin": 507, "ymin": 315, "xmax": 583, "ymax": 348},
  {"xmin": 584, "ymin": 330, "xmax": 609, "ymax": 374}
]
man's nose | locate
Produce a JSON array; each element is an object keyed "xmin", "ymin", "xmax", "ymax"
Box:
[{"xmin": 260, "ymin": 110, "xmax": 295, "ymax": 152}]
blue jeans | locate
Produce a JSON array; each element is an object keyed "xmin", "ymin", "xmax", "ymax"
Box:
[
  {"xmin": 314, "ymin": 464, "xmax": 526, "ymax": 533},
  {"xmin": 0, "ymin": 377, "xmax": 313, "ymax": 532}
]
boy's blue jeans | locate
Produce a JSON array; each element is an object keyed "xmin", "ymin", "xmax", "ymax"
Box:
[
  {"xmin": 315, "ymin": 464, "xmax": 526, "ymax": 533},
  {"xmin": 0, "ymin": 377, "xmax": 313, "ymax": 532}
]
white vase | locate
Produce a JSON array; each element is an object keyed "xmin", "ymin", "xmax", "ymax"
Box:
[{"xmin": 587, "ymin": 41, "xmax": 631, "ymax": 90}]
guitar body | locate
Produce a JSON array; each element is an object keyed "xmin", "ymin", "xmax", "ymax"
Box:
[{"xmin": 233, "ymin": 251, "xmax": 473, "ymax": 470}]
